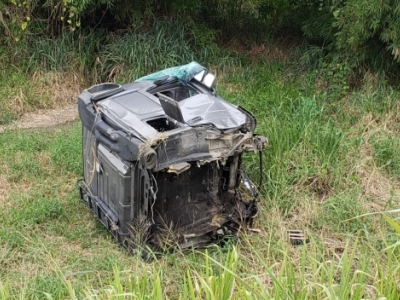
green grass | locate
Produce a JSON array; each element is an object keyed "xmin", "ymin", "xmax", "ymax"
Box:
[
  {"xmin": 1, "ymin": 57, "xmax": 400, "ymax": 299},
  {"xmin": 96, "ymin": 20, "xmax": 239, "ymax": 82},
  {"xmin": 28, "ymin": 32, "xmax": 104, "ymax": 75},
  {"xmin": 0, "ymin": 69, "xmax": 34, "ymax": 125},
  {"xmin": 20, "ymin": 20, "xmax": 239, "ymax": 84},
  {"xmin": 373, "ymin": 137, "xmax": 400, "ymax": 180}
]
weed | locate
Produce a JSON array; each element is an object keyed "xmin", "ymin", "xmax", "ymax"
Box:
[
  {"xmin": 27, "ymin": 32, "xmax": 103, "ymax": 75},
  {"xmin": 373, "ymin": 137, "xmax": 400, "ymax": 179},
  {"xmin": 97, "ymin": 20, "xmax": 239, "ymax": 82}
]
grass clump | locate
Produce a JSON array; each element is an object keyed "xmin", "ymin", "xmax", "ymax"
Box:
[
  {"xmin": 373, "ymin": 137, "xmax": 400, "ymax": 179},
  {"xmin": 28, "ymin": 32, "xmax": 103, "ymax": 75},
  {"xmin": 0, "ymin": 69, "xmax": 82, "ymax": 125},
  {"xmin": 97, "ymin": 20, "xmax": 239, "ymax": 82}
]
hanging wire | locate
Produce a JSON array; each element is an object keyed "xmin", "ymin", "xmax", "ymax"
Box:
[
  {"xmin": 149, "ymin": 172, "xmax": 159, "ymax": 225},
  {"xmin": 258, "ymin": 150, "xmax": 263, "ymax": 197}
]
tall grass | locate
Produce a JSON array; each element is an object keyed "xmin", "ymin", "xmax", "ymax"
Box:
[
  {"xmin": 2, "ymin": 240, "xmax": 398, "ymax": 299},
  {"xmin": 97, "ymin": 20, "xmax": 239, "ymax": 82},
  {"xmin": 24, "ymin": 20, "xmax": 239, "ymax": 83},
  {"xmin": 28, "ymin": 31, "xmax": 104, "ymax": 75},
  {"xmin": 218, "ymin": 64, "xmax": 347, "ymax": 212}
]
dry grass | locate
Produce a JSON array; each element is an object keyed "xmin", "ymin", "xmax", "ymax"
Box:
[
  {"xmin": 139, "ymin": 133, "xmax": 168, "ymax": 155},
  {"xmin": 3, "ymin": 72, "xmax": 82, "ymax": 112},
  {"xmin": 31, "ymin": 71, "xmax": 83, "ymax": 107},
  {"xmin": 344, "ymin": 97, "xmax": 400, "ymax": 141},
  {"xmin": 3, "ymin": 94, "xmax": 27, "ymax": 116},
  {"xmin": 225, "ymin": 38, "xmax": 299, "ymax": 63},
  {"xmin": 360, "ymin": 71, "xmax": 381, "ymax": 92},
  {"xmin": 7, "ymin": 258, "xmax": 42, "ymax": 284},
  {"xmin": 383, "ymin": 101, "xmax": 400, "ymax": 133},
  {"xmin": 247, "ymin": 44, "xmax": 292, "ymax": 62},
  {"xmin": 354, "ymin": 109, "xmax": 400, "ymax": 209},
  {"xmin": 352, "ymin": 141, "xmax": 400, "ymax": 249},
  {"xmin": 342, "ymin": 107, "xmax": 400, "ymax": 206},
  {"xmin": 285, "ymin": 194, "xmax": 322, "ymax": 228},
  {"xmin": 0, "ymin": 175, "xmax": 11, "ymax": 206},
  {"xmin": 357, "ymin": 144, "xmax": 398, "ymax": 207}
]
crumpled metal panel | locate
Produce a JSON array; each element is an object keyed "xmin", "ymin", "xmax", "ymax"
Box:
[{"xmin": 176, "ymin": 93, "xmax": 246, "ymax": 129}]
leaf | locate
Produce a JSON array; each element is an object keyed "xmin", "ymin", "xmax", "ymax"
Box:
[
  {"xmin": 333, "ymin": 9, "xmax": 340, "ymax": 18},
  {"xmin": 20, "ymin": 22, "xmax": 27, "ymax": 31},
  {"xmin": 383, "ymin": 214, "xmax": 400, "ymax": 234}
]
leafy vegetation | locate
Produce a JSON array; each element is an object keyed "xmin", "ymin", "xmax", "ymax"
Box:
[{"xmin": 1, "ymin": 0, "xmax": 400, "ymax": 83}]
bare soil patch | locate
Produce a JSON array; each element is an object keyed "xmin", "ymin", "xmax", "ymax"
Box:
[{"xmin": 0, "ymin": 104, "xmax": 78, "ymax": 133}]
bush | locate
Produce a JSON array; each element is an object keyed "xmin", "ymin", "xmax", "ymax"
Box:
[{"xmin": 293, "ymin": 0, "xmax": 400, "ymax": 84}]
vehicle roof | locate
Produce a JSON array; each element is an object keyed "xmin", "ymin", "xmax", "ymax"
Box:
[{"xmin": 96, "ymin": 78, "xmax": 248, "ymax": 141}]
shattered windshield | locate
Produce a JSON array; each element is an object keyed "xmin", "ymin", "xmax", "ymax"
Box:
[{"xmin": 135, "ymin": 61, "xmax": 205, "ymax": 83}]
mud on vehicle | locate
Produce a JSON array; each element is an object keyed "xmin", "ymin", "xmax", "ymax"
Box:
[{"xmin": 77, "ymin": 62, "xmax": 267, "ymax": 252}]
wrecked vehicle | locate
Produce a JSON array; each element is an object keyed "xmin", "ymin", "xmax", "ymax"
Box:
[{"xmin": 77, "ymin": 62, "xmax": 267, "ymax": 251}]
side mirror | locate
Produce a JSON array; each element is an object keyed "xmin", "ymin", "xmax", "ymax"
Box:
[
  {"xmin": 202, "ymin": 73, "xmax": 215, "ymax": 89},
  {"xmin": 194, "ymin": 70, "xmax": 206, "ymax": 81},
  {"xmin": 193, "ymin": 70, "xmax": 216, "ymax": 89}
]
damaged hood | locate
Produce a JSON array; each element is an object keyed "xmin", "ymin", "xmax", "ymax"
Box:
[{"xmin": 180, "ymin": 93, "xmax": 246, "ymax": 129}]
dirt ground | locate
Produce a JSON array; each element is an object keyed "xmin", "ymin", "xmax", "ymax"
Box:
[{"xmin": 0, "ymin": 104, "xmax": 79, "ymax": 133}]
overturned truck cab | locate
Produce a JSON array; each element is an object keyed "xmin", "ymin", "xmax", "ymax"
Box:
[{"xmin": 78, "ymin": 62, "xmax": 267, "ymax": 251}]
